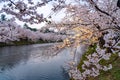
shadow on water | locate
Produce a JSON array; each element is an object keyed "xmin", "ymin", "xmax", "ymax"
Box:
[{"xmin": 0, "ymin": 43, "xmax": 70, "ymax": 80}]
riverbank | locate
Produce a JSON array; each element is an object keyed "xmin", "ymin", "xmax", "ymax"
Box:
[
  {"xmin": 76, "ymin": 44, "xmax": 120, "ymax": 80},
  {"xmin": 0, "ymin": 39, "xmax": 59, "ymax": 47}
]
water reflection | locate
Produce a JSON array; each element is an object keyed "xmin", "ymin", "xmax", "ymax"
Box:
[{"xmin": 0, "ymin": 43, "xmax": 70, "ymax": 80}]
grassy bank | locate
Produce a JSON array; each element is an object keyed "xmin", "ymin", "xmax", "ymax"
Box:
[
  {"xmin": 77, "ymin": 44, "xmax": 97, "ymax": 72},
  {"xmin": 94, "ymin": 53, "xmax": 120, "ymax": 80},
  {"xmin": 77, "ymin": 44, "xmax": 120, "ymax": 80}
]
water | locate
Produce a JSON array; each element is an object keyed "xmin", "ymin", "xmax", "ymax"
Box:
[{"xmin": 0, "ymin": 43, "xmax": 71, "ymax": 80}]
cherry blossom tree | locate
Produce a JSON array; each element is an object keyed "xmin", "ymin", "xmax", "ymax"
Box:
[
  {"xmin": 0, "ymin": 0, "xmax": 66, "ymax": 24},
  {"xmin": 39, "ymin": 0, "xmax": 119, "ymax": 79},
  {"xmin": 59, "ymin": 0, "xmax": 120, "ymax": 80},
  {"xmin": 0, "ymin": 0, "xmax": 120, "ymax": 79},
  {"xmin": 0, "ymin": 0, "xmax": 67, "ymax": 44},
  {"xmin": 0, "ymin": 20, "xmax": 66, "ymax": 43}
]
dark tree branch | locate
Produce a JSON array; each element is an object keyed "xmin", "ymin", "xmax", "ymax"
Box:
[
  {"xmin": 88, "ymin": 0, "xmax": 111, "ymax": 17},
  {"xmin": 88, "ymin": 0, "xmax": 120, "ymax": 30},
  {"xmin": 117, "ymin": 0, "xmax": 120, "ymax": 8},
  {"xmin": 8, "ymin": 0, "xmax": 16, "ymax": 6}
]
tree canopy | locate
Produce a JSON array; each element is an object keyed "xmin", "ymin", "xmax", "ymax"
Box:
[{"xmin": 0, "ymin": 0, "xmax": 120, "ymax": 80}]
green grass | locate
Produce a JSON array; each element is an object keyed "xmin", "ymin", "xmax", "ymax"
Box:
[
  {"xmin": 94, "ymin": 53, "xmax": 120, "ymax": 80},
  {"xmin": 94, "ymin": 43, "xmax": 120, "ymax": 80},
  {"xmin": 70, "ymin": 44, "xmax": 97, "ymax": 80},
  {"xmin": 77, "ymin": 43, "xmax": 120, "ymax": 80},
  {"xmin": 118, "ymin": 43, "xmax": 120, "ymax": 46},
  {"xmin": 77, "ymin": 44, "xmax": 97, "ymax": 72}
]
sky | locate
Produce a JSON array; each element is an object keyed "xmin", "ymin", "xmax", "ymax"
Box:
[
  {"xmin": 15, "ymin": 3, "xmax": 66, "ymax": 29},
  {"xmin": 0, "ymin": 0, "xmax": 75, "ymax": 29}
]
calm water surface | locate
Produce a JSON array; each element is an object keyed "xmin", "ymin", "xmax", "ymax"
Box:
[{"xmin": 0, "ymin": 43, "xmax": 71, "ymax": 80}]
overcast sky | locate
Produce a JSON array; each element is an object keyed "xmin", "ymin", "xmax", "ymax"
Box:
[
  {"xmin": 15, "ymin": 4, "xmax": 66, "ymax": 29},
  {"xmin": 0, "ymin": 0, "xmax": 75, "ymax": 29}
]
